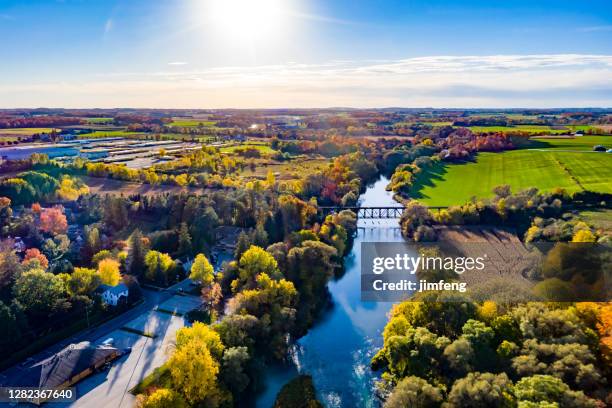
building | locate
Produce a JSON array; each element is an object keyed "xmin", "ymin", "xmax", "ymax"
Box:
[
  {"xmin": 1, "ymin": 342, "xmax": 122, "ymax": 405},
  {"xmin": 99, "ymin": 282, "xmax": 129, "ymax": 306}
]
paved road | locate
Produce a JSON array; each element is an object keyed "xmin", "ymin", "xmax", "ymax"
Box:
[{"xmin": 0, "ymin": 278, "xmax": 200, "ymax": 408}]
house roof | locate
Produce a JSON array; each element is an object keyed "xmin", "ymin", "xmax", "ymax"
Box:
[
  {"xmin": 3, "ymin": 343, "xmax": 120, "ymax": 388},
  {"xmin": 99, "ymin": 282, "xmax": 129, "ymax": 296}
]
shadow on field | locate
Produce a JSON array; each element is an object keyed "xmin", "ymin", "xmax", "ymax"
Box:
[{"xmin": 409, "ymin": 161, "xmax": 448, "ymax": 201}]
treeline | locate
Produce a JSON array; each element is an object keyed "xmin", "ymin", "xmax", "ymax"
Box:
[{"xmin": 400, "ymin": 186, "xmax": 611, "ymax": 242}]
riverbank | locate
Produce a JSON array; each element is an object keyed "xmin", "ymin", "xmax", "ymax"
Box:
[{"xmin": 257, "ymin": 176, "xmax": 412, "ymax": 408}]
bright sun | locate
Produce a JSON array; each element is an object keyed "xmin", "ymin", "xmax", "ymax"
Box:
[{"xmin": 206, "ymin": 0, "xmax": 287, "ymax": 41}]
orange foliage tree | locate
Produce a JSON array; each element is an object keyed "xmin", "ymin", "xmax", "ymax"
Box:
[
  {"xmin": 22, "ymin": 248, "xmax": 49, "ymax": 270},
  {"xmin": 39, "ymin": 206, "xmax": 68, "ymax": 235}
]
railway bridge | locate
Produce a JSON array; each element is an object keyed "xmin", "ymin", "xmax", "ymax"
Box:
[{"xmin": 318, "ymin": 205, "xmax": 447, "ymax": 219}]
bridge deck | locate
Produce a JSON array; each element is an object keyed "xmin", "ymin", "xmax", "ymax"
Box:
[{"xmin": 318, "ymin": 205, "xmax": 447, "ymax": 219}]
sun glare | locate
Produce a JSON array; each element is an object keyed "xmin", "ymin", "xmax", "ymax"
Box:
[{"xmin": 206, "ymin": 0, "xmax": 287, "ymax": 41}]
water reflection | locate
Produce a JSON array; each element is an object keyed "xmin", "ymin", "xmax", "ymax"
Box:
[{"xmin": 256, "ymin": 177, "xmax": 406, "ymax": 408}]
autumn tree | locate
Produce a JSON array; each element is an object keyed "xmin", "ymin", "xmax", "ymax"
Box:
[
  {"xmin": 98, "ymin": 258, "xmax": 121, "ymax": 286},
  {"xmin": 39, "ymin": 206, "xmax": 68, "ymax": 235},
  {"xmin": 168, "ymin": 339, "xmax": 221, "ymax": 405},
  {"xmin": 190, "ymin": 254, "xmax": 214, "ymax": 286},
  {"xmin": 67, "ymin": 267, "xmax": 101, "ymax": 296},
  {"xmin": 22, "ymin": 248, "xmax": 49, "ymax": 270}
]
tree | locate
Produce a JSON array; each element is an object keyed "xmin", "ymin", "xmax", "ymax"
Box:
[
  {"xmin": 0, "ymin": 239, "xmax": 22, "ymax": 288},
  {"xmin": 177, "ymin": 223, "xmax": 192, "ymax": 257},
  {"xmin": 274, "ymin": 375, "xmax": 322, "ymax": 408},
  {"xmin": 190, "ymin": 254, "xmax": 214, "ymax": 286},
  {"xmin": 202, "ymin": 282, "xmax": 223, "ymax": 311},
  {"xmin": 67, "ymin": 267, "xmax": 101, "ymax": 296},
  {"xmin": 128, "ymin": 229, "xmax": 147, "ymax": 276},
  {"xmin": 83, "ymin": 227, "xmax": 102, "ymax": 262},
  {"xmin": 56, "ymin": 176, "xmax": 89, "ymax": 201},
  {"xmin": 384, "ymin": 376, "xmax": 443, "ymax": 408},
  {"xmin": 168, "ymin": 339, "xmax": 221, "ymax": 405},
  {"xmin": 235, "ymin": 246, "xmax": 281, "ymax": 291},
  {"xmin": 234, "ymin": 231, "xmax": 251, "ymax": 260},
  {"xmin": 22, "ymin": 248, "xmax": 49, "ymax": 270},
  {"xmin": 220, "ymin": 346, "xmax": 251, "ymax": 393},
  {"xmin": 514, "ymin": 375, "xmax": 598, "ymax": 408},
  {"xmin": 571, "ymin": 229, "xmax": 596, "ymax": 243},
  {"xmin": 98, "ymin": 258, "xmax": 121, "ymax": 286},
  {"xmin": 446, "ymin": 372, "xmax": 515, "ymax": 408},
  {"xmin": 39, "ymin": 207, "xmax": 68, "ymax": 235},
  {"xmin": 93, "ymin": 249, "xmax": 116, "ymax": 263},
  {"xmin": 144, "ymin": 250, "xmax": 174, "ymax": 285},
  {"xmin": 13, "ymin": 269, "xmax": 65, "ymax": 318},
  {"xmin": 138, "ymin": 388, "xmax": 187, "ymax": 408},
  {"xmin": 175, "ymin": 322, "xmax": 224, "ymax": 359},
  {"xmin": 0, "ymin": 300, "xmax": 20, "ymax": 351}
]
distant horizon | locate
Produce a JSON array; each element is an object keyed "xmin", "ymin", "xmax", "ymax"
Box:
[{"xmin": 1, "ymin": 106, "xmax": 611, "ymax": 111}]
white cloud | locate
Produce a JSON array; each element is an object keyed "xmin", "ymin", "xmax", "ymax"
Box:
[
  {"xmin": 1, "ymin": 55, "xmax": 611, "ymax": 108},
  {"xmin": 167, "ymin": 62, "xmax": 188, "ymax": 66}
]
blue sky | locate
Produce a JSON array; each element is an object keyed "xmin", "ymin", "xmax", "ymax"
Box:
[{"xmin": 1, "ymin": 0, "xmax": 611, "ymax": 108}]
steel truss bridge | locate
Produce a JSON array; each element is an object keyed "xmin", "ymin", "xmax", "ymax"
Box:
[{"xmin": 318, "ymin": 206, "xmax": 448, "ymax": 219}]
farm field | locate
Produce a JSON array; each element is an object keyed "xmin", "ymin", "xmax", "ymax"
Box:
[
  {"xmin": 239, "ymin": 157, "xmax": 329, "ymax": 180},
  {"xmin": 468, "ymin": 125, "xmax": 569, "ymax": 134},
  {"xmin": 0, "ymin": 127, "xmax": 59, "ymax": 135},
  {"xmin": 170, "ymin": 118, "xmax": 217, "ymax": 127},
  {"xmin": 410, "ymin": 150, "xmax": 611, "ymax": 206},
  {"xmin": 219, "ymin": 142, "xmax": 277, "ymax": 155},
  {"xmin": 79, "ymin": 130, "xmax": 147, "ymax": 138},
  {"xmin": 530, "ymin": 135, "xmax": 611, "ymax": 151},
  {"xmin": 84, "ymin": 117, "xmax": 114, "ymax": 124}
]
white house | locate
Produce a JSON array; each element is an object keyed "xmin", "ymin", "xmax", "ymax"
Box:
[{"xmin": 99, "ymin": 283, "xmax": 129, "ymax": 306}]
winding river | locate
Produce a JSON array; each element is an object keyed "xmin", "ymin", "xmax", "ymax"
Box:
[{"xmin": 256, "ymin": 176, "xmax": 406, "ymax": 408}]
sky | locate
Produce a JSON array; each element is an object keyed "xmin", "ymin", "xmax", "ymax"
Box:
[{"xmin": 0, "ymin": 0, "xmax": 611, "ymax": 108}]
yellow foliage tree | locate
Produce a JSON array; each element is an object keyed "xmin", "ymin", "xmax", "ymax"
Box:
[
  {"xmin": 140, "ymin": 388, "xmax": 187, "ymax": 408},
  {"xmin": 189, "ymin": 254, "xmax": 214, "ymax": 286},
  {"xmin": 98, "ymin": 258, "xmax": 121, "ymax": 286},
  {"xmin": 571, "ymin": 229, "xmax": 596, "ymax": 242},
  {"xmin": 169, "ymin": 339, "xmax": 220, "ymax": 405}
]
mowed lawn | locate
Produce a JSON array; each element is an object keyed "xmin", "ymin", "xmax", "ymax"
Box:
[{"xmin": 410, "ymin": 150, "xmax": 611, "ymax": 206}]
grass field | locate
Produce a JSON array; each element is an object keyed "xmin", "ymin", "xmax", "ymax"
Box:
[
  {"xmin": 410, "ymin": 150, "xmax": 611, "ymax": 206},
  {"xmin": 0, "ymin": 127, "xmax": 59, "ymax": 136},
  {"xmin": 530, "ymin": 135, "xmax": 611, "ymax": 151},
  {"xmin": 468, "ymin": 125, "xmax": 569, "ymax": 134},
  {"xmin": 84, "ymin": 117, "xmax": 114, "ymax": 124},
  {"xmin": 220, "ymin": 142, "xmax": 277, "ymax": 155},
  {"xmin": 170, "ymin": 119, "xmax": 217, "ymax": 127}
]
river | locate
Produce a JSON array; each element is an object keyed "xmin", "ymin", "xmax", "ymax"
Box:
[{"xmin": 256, "ymin": 176, "xmax": 407, "ymax": 408}]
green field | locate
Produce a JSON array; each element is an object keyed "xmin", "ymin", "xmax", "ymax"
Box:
[
  {"xmin": 530, "ymin": 135, "xmax": 611, "ymax": 151},
  {"xmin": 410, "ymin": 150, "xmax": 611, "ymax": 206},
  {"xmin": 170, "ymin": 119, "xmax": 217, "ymax": 127},
  {"xmin": 468, "ymin": 125, "xmax": 569, "ymax": 134},
  {"xmin": 220, "ymin": 142, "xmax": 277, "ymax": 155},
  {"xmin": 84, "ymin": 117, "xmax": 114, "ymax": 124}
]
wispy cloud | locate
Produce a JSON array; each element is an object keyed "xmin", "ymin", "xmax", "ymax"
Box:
[
  {"xmin": 2, "ymin": 55, "xmax": 611, "ymax": 108},
  {"xmin": 168, "ymin": 62, "xmax": 188, "ymax": 66},
  {"xmin": 104, "ymin": 19, "xmax": 113, "ymax": 34},
  {"xmin": 576, "ymin": 25, "xmax": 612, "ymax": 32}
]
